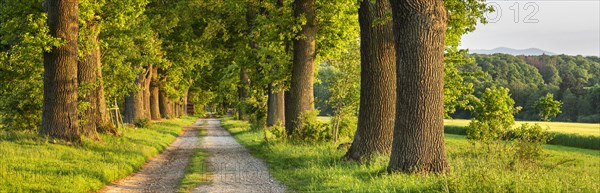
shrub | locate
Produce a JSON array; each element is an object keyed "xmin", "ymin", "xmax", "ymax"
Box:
[
  {"xmin": 329, "ymin": 114, "xmax": 357, "ymax": 142},
  {"xmin": 467, "ymin": 87, "xmax": 521, "ymax": 142},
  {"xmin": 134, "ymin": 118, "xmax": 151, "ymax": 128},
  {"xmin": 263, "ymin": 122, "xmax": 286, "ymax": 143},
  {"xmin": 249, "ymin": 109, "xmax": 267, "ymax": 130},
  {"xmin": 245, "ymin": 95, "xmax": 267, "ymax": 130},
  {"xmin": 511, "ymin": 124, "xmax": 553, "ymax": 162},
  {"xmin": 291, "ymin": 110, "xmax": 331, "ymax": 142}
]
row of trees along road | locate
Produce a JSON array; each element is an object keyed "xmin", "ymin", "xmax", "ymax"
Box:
[
  {"xmin": 0, "ymin": 0, "xmax": 490, "ymax": 174},
  {"xmin": 1, "ymin": 0, "xmax": 210, "ymax": 142}
]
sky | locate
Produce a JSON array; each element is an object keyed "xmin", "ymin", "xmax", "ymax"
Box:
[{"xmin": 460, "ymin": 0, "xmax": 600, "ymax": 56}]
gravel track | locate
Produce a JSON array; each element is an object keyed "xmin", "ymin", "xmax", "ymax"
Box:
[
  {"xmin": 193, "ymin": 119, "xmax": 286, "ymax": 193},
  {"xmin": 97, "ymin": 119, "xmax": 204, "ymax": 193}
]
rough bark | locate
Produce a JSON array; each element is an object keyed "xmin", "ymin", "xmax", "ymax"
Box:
[
  {"xmin": 387, "ymin": 0, "xmax": 450, "ymax": 174},
  {"xmin": 124, "ymin": 78, "xmax": 143, "ymax": 123},
  {"xmin": 183, "ymin": 89, "xmax": 189, "ymax": 115},
  {"xmin": 142, "ymin": 64, "xmax": 153, "ymax": 119},
  {"xmin": 39, "ymin": 0, "xmax": 80, "ymax": 142},
  {"xmin": 150, "ymin": 66, "xmax": 161, "ymax": 120},
  {"xmin": 124, "ymin": 66, "xmax": 151, "ymax": 123},
  {"xmin": 159, "ymin": 89, "xmax": 174, "ymax": 119},
  {"xmin": 267, "ymin": 83, "xmax": 285, "ymax": 126},
  {"xmin": 238, "ymin": 67, "xmax": 250, "ymax": 120},
  {"xmin": 345, "ymin": 0, "xmax": 396, "ymax": 162},
  {"xmin": 284, "ymin": 90, "xmax": 292, "ymax": 127},
  {"xmin": 78, "ymin": 19, "xmax": 101, "ymax": 140},
  {"xmin": 286, "ymin": 0, "xmax": 317, "ymax": 135},
  {"xmin": 183, "ymin": 88, "xmax": 189, "ymax": 116},
  {"xmin": 96, "ymin": 55, "xmax": 109, "ymax": 126},
  {"xmin": 174, "ymin": 102, "xmax": 180, "ymax": 118}
]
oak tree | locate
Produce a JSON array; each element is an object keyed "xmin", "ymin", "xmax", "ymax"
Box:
[
  {"xmin": 387, "ymin": 0, "xmax": 450, "ymax": 173},
  {"xmin": 39, "ymin": 0, "xmax": 81, "ymax": 142},
  {"xmin": 344, "ymin": 0, "xmax": 396, "ymax": 162}
]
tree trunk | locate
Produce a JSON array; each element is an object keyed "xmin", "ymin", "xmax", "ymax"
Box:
[
  {"xmin": 267, "ymin": 83, "xmax": 285, "ymax": 126},
  {"xmin": 39, "ymin": 0, "xmax": 80, "ymax": 142},
  {"xmin": 267, "ymin": 84, "xmax": 274, "ymax": 125},
  {"xmin": 387, "ymin": 0, "xmax": 450, "ymax": 174},
  {"xmin": 345, "ymin": 0, "xmax": 396, "ymax": 162},
  {"xmin": 238, "ymin": 66, "xmax": 250, "ymax": 120},
  {"xmin": 142, "ymin": 64, "xmax": 153, "ymax": 119},
  {"xmin": 96, "ymin": 55, "xmax": 109, "ymax": 127},
  {"xmin": 284, "ymin": 90, "xmax": 292, "ymax": 128},
  {"xmin": 159, "ymin": 89, "xmax": 174, "ymax": 119},
  {"xmin": 184, "ymin": 89, "xmax": 189, "ymax": 115},
  {"xmin": 183, "ymin": 88, "xmax": 189, "ymax": 116},
  {"xmin": 124, "ymin": 85, "xmax": 143, "ymax": 123},
  {"xmin": 124, "ymin": 66, "xmax": 151, "ymax": 123},
  {"xmin": 286, "ymin": 0, "xmax": 317, "ymax": 135},
  {"xmin": 150, "ymin": 66, "xmax": 161, "ymax": 120},
  {"xmin": 78, "ymin": 18, "xmax": 101, "ymax": 140},
  {"xmin": 174, "ymin": 101, "xmax": 180, "ymax": 118}
]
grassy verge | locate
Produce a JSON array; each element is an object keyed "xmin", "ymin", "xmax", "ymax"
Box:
[
  {"xmin": 0, "ymin": 116, "xmax": 197, "ymax": 192},
  {"xmin": 222, "ymin": 118, "xmax": 600, "ymax": 192},
  {"xmin": 177, "ymin": 122, "xmax": 209, "ymax": 193}
]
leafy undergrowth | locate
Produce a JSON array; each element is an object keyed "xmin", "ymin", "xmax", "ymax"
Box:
[
  {"xmin": 0, "ymin": 116, "xmax": 197, "ymax": 192},
  {"xmin": 177, "ymin": 122, "xmax": 209, "ymax": 193},
  {"xmin": 221, "ymin": 117, "xmax": 600, "ymax": 192}
]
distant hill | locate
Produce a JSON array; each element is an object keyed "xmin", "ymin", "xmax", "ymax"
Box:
[{"xmin": 470, "ymin": 47, "xmax": 556, "ymax": 56}]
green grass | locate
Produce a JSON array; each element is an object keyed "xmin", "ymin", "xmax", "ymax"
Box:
[
  {"xmin": 177, "ymin": 122, "xmax": 209, "ymax": 193},
  {"xmin": 222, "ymin": 118, "xmax": 600, "ymax": 192},
  {"xmin": 0, "ymin": 116, "xmax": 197, "ymax": 193},
  {"xmin": 444, "ymin": 119, "xmax": 600, "ymax": 136}
]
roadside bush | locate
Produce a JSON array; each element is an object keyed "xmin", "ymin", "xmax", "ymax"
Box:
[
  {"xmin": 329, "ymin": 115, "xmax": 357, "ymax": 142},
  {"xmin": 245, "ymin": 95, "xmax": 267, "ymax": 130},
  {"xmin": 264, "ymin": 122, "xmax": 286, "ymax": 143},
  {"xmin": 250, "ymin": 112, "xmax": 267, "ymax": 130},
  {"xmin": 291, "ymin": 110, "xmax": 331, "ymax": 142},
  {"xmin": 134, "ymin": 118, "xmax": 151, "ymax": 128}
]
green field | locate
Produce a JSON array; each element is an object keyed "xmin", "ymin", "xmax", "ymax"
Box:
[
  {"xmin": 444, "ymin": 119, "xmax": 600, "ymax": 136},
  {"xmin": 318, "ymin": 116, "xmax": 599, "ymax": 136},
  {"xmin": 0, "ymin": 117, "xmax": 196, "ymax": 192},
  {"xmin": 222, "ymin": 118, "xmax": 600, "ymax": 192}
]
